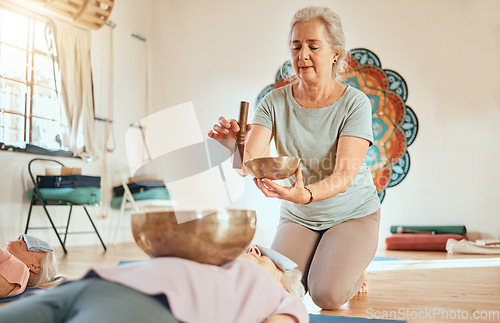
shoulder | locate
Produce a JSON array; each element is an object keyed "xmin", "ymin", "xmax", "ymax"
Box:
[
  {"xmin": 232, "ymin": 259, "xmax": 308, "ymax": 320},
  {"xmin": 270, "ymin": 84, "xmax": 290, "ymax": 97},
  {"xmin": 0, "ymin": 248, "xmax": 10, "ymax": 261},
  {"xmin": 343, "ymin": 85, "xmax": 370, "ymax": 103},
  {"xmin": 260, "ymin": 84, "xmax": 292, "ymax": 106},
  {"xmin": 0, "ymin": 249, "xmax": 24, "ymax": 269},
  {"xmin": 0, "ymin": 249, "xmax": 29, "ymax": 293},
  {"xmin": 230, "ymin": 258, "xmax": 283, "ymax": 287},
  {"xmin": 340, "ymin": 86, "xmax": 371, "ymax": 113}
]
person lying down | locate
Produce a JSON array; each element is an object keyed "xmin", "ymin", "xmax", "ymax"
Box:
[
  {"xmin": 0, "ymin": 234, "xmax": 60, "ymax": 298},
  {"xmin": 0, "ymin": 245, "xmax": 308, "ymax": 323}
]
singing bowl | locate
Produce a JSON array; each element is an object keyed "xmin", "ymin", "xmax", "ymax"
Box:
[
  {"xmin": 244, "ymin": 156, "xmax": 301, "ymax": 180},
  {"xmin": 131, "ymin": 209, "xmax": 257, "ymax": 265}
]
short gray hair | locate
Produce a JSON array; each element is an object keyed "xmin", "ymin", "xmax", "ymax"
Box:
[
  {"xmin": 27, "ymin": 252, "xmax": 59, "ymax": 287},
  {"xmin": 290, "ymin": 6, "xmax": 347, "ymax": 80},
  {"xmin": 281, "ymin": 268, "xmax": 305, "ymax": 298}
]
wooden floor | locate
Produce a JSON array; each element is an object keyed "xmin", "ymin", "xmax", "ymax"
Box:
[
  {"xmin": 18, "ymin": 244, "xmax": 500, "ymax": 322},
  {"xmin": 305, "ymin": 249, "xmax": 500, "ymax": 322}
]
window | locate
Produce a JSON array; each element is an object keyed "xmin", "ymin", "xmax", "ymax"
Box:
[{"xmin": 0, "ymin": 7, "xmax": 68, "ymax": 151}]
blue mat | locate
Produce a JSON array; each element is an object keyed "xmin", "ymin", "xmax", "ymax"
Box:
[
  {"xmin": 370, "ymin": 256, "xmax": 418, "ymax": 265},
  {"xmin": 0, "ymin": 288, "xmax": 42, "ymax": 304},
  {"xmin": 118, "ymin": 257, "xmax": 404, "ymax": 266},
  {"xmin": 310, "ymin": 314, "xmax": 406, "ymax": 322},
  {"xmin": 118, "ymin": 260, "xmax": 143, "ymax": 266},
  {"xmin": 372, "ymin": 256, "xmax": 400, "ymax": 261}
]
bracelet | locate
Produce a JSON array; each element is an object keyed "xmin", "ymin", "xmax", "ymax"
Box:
[{"xmin": 303, "ymin": 186, "xmax": 314, "ymax": 205}]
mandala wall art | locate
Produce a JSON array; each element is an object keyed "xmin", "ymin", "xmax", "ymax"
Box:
[{"xmin": 256, "ymin": 48, "xmax": 418, "ymax": 203}]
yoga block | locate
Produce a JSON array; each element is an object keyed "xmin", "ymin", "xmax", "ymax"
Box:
[
  {"xmin": 45, "ymin": 166, "xmax": 82, "ymax": 176},
  {"xmin": 385, "ymin": 234, "xmax": 467, "ymax": 251}
]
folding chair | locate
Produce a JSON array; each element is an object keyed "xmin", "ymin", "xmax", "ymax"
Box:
[
  {"xmin": 110, "ymin": 177, "xmax": 174, "ymax": 243},
  {"xmin": 25, "ymin": 158, "xmax": 107, "ymax": 254}
]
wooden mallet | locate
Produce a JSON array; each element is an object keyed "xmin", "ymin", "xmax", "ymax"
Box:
[{"xmin": 232, "ymin": 101, "xmax": 249, "ymax": 169}]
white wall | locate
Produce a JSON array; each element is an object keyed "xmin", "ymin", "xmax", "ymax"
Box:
[
  {"xmin": 1, "ymin": 0, "xmax": 498, "ymax": 249},
  {"xmin": 149, "ymin": 0, "xmax": 500, "ymax": 247},
  {"xmin": 0, "ymin": 0, "xmax": 153, "ymax": 247}
]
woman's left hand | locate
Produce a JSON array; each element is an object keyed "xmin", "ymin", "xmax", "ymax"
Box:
[{"xmin": 253, "ymin": 166, "xmax": 310, "ymax": 204}]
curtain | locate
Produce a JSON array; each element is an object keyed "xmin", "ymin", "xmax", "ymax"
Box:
[{"xmin": 53, "ymin": 19, "xmax": 95, "ymax": 158}]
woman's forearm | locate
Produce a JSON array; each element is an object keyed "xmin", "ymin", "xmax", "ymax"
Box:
[
  {"xmin": 305, "ymin": 136, "xmax": 369, "ymax": 202},
  {"xmin": 306, "ymin": 168, "xmax": 355, "ymax": 202}
]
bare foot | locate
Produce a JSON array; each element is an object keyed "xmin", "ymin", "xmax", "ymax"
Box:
[{"xmin": 358, "ymin": 271, "xmax": 369, "ymax": 293}]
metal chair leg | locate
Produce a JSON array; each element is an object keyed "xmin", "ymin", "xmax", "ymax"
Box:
[
  {"xmin": 83, "ymin": 206, "xmax": 107, "ymax": 251},
  {"xmin": 41, "ymin": 202, "xmax": 68, "ymax": 255},
  {"xmin": 25, "ymin": 197, "xmax": 36, "ymax": 234},
  {"xmin": 63, "ymin": 204, "xmax": 73, "ymax": 245}
]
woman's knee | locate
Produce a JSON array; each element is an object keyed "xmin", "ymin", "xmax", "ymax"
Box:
[{"xmin": 309, "ymin": 282, "xmax": 353, "ymax": 310}]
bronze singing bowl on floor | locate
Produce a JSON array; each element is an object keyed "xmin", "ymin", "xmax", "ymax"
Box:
[
  {"xmin": 131, "ymin": 209, "xmax": 257, "ymax": 265},
  {"xmin": 244, "ymin": 156, "xmax": 301, "ymax": 180}
]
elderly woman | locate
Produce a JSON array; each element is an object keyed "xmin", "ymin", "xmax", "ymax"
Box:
[
  {"xmin": 0, "ymin": 245, "xmax": 308, "ymax": 323},
  {"xmin": 0, "ymin": 234, "xmax": 58, "ymax": 298},
  {"xmin": 209, "ymin": 6, "xmax": 380, "ymax": 310}
]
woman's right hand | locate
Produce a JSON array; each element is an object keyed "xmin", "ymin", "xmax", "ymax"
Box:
[
  {"xmin": 208, "ymin": 116, "xmax": 253, "ymax": 150},
  {"xmin": 208, "ymin": 117, "xmax": 240, "ymax": 141}
]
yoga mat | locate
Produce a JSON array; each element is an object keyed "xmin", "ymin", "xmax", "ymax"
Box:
[
  {"xmin": 371, "ymin": 257, "xmax": 417, "ymax": 264},
  {"xmin": 118, "ymin": 260, "xmax": 144, "ymax": 266},
  {"xmin": 119, "ymin": 257, "xmax": 399, "ymax": 265},
  {"xmin": 390, "ymin": 225, "xmax": 466, "ymax": 235},
  {"xmin": 310, "ymin": 314, "xmax": 406, "ymax": 322},
  {"xmin": 367, "ymin": 256, "xmax": 418, "ymax": 270},
  {"xmin": 0, "ymin": 288, "xmax": 42, "ymax": 304},
  {"xmin": 372, "ymin": 256, "xmax": 400, "ymax": 261}
]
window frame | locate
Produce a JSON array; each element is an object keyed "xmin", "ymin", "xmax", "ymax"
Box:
[{"xmin": 0, "ymin": 4, "xmax": 72, "ymax": 157}]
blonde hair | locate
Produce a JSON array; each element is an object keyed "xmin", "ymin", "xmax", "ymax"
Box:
[
  {"xmin": 289, "ymin": 6, "xmax": 347, "ymax": 80},
  {"xmin": 281, "ymin": 268, "xmax": 305, "ymax": 299},
  {"xmin": 27, "ymin": 252, "xmax": 65, "ymax": 287}
]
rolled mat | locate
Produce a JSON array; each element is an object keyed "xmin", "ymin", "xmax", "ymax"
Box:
[
  {"xmin": 390, "ymin": 225, "xmax": 466, "ymax": 235},
  {"xmin": 385, "ymin": 234, "xmax": 467, "ymax": 251}
]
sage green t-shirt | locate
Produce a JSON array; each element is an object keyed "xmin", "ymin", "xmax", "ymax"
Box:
[{"xmin": 253, "ymin": 84, "xmax": 380, "ymax": 230}]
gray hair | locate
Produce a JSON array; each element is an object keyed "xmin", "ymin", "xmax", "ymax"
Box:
[
  {"xmin": 281, "ymin": 268, "xmax": 305, "ymax": 299},
  {"xmin": 27, "ymin": 252, "xmax": 62, "ymax": 287},
  {"xmin": 289, "ymin": 6, "xmax": 347, "ymax": 80}
]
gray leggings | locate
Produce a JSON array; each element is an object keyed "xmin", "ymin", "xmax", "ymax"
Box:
[
  {"xmin": 0, "ymin": 278, "xmax": 179, "ymax": 323},
  {"xmin": 271, "ymin": 208, "xmax": 381, "ymax": 310}
]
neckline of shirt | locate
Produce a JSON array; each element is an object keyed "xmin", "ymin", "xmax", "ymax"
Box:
[{"xmin": 287, "ymin": 83, "xmax": 350, "ymax": 111}]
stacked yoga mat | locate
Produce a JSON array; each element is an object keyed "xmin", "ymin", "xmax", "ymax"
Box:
[
  {"xmin": 27, "ymin": 175, "xmax": 102, "ymax": 205},
  {"xmin": 385, "ymin": 226, "xmax": 467, "ymax": 251},
  {"xmin": 37, "ymin": 175, "xmax": 101, "ymax": 188},
  {"xmin": 111, "ymin": 180, "xmax": 171, "ymax": 209}
]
